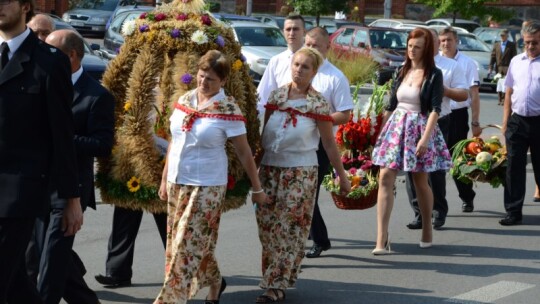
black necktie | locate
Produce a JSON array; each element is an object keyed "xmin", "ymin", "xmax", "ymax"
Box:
[{"xmin": 0, "ymin": 42, "xmax": 9, "ymax": 71}]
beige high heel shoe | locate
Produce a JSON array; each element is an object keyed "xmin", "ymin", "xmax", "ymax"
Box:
[{"xmin": 372, "ymin": 236, "xmax": 392, "ymax": 255}]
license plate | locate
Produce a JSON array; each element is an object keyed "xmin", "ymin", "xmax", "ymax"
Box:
[{"xmin": 71, "ymin": 21, "xmax": 84, "ymax": 27}]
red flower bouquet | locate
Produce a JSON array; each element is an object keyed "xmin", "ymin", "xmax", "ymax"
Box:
[{"xmin": 323, "ymin": 83, "xmax": 390, "ymax": 209}]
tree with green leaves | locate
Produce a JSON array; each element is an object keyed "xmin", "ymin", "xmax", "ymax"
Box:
[
  {"xmin": 288, "ymin": 0, "xmax": 350, "ymax": 26},
  {"xmin": 414, "ymin": 0, "xmax": 514, "ymax": 24}
]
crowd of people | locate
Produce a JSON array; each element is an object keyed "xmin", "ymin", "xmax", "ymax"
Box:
[{"xmin": 1, "ymin": 1, "xmax": 539, "ymax": 303}]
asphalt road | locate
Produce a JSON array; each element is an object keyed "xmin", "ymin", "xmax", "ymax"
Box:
[{"xmin": 67, "ymin": 91, "xmax": 540, "ymax": 304}]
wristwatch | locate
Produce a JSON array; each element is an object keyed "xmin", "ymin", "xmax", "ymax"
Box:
[{"xmin": 471, "ymin": 121, "xmax": 480, "ymax": 127}]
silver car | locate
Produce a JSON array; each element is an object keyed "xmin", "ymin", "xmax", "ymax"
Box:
[
  {"xmin": 62, "ymin": 0, "xmax": 119, "ymax": 36},
  {"xmin": 455, "ymin": 32, "xmax": 494, "ymax": 90},
  {"xmin": 228, "ymin": 21, "xmax": 287, "ymax": 84}
]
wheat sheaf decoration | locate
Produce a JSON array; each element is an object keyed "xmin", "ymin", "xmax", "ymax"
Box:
[{"xmin": 96, "ymin": 0, "xmax": 260, "ymax": 213}]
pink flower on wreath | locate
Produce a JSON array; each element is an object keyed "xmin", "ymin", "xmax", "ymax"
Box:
[
  {"xmin": 176, "ymin": 13, "xmax": 188, "ymax": 21},
  {"xmin": 349, "ymin": 167, "xmax": 358, "ymax": 175},
  {"xmin": 155, "ymin": 13, "xmax": 166, "ymax": 21},
  {"xmin": 139, "ymin": 12, "xmax": 147, "ymax": 19},
  {"xmin": 181, "ymin": 0, "xmax": 191, "ymax": 3},
  {"xmin": 201, "ymin": 14, "xmax": 212, "ymax": 25}
]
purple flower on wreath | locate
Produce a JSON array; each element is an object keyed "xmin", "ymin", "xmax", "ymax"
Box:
[
  {"xmin": 139, "ymin": 24, "xmax": 149, "ymax": 32},
  {"xmin": 181, "ymin": 73, "xmax": 193, "ymax": 84},
  {"xmin": 239, "ymin": 53, "xmax": 246, "ymax": 62},
  {"xmin": 115, "ymin": 47, "xmax": 120, "ymax": 54},
  {"xmin": 201, "ymin": 14, "xmax": 212, "ymax": 25},
  {"xmin": 139, "ymin": 12, "xmax": 147, "ymax": 19},
  {"xmin": 170, "ymin": 28, "xmax": 181, "ymax": 38},
  {"xmin": 215, "ymin": 35, "xmax": 225, "ymax": 47},
  {"xmin": 155, "ymin": 13, "xmax": 167, "ymax": 21},
  {"xmin": 176, "ymin": 13, "xmax": 188, "ymax": 21}
]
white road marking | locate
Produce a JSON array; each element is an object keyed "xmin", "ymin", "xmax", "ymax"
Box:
[{"xmin": 446, "ymin": 281, "xmax": 535, "ymax": 303}]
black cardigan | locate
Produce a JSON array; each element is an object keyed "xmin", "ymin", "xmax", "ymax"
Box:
[{"xmin": 385, "ymin": 66, "xmax": 444, "ymax": 115}]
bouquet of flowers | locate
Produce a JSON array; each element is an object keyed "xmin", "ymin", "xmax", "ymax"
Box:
[
  {"xmin": 450, "ymin": 129, "xmax": 507, "ymax": 188},
  {"xmin": 322, "ymin": 82, "xmax": 389, "ymax": 209},
  {"xmin": 491, "ymin": 73, "xmax": 503, "ymax": 84}
]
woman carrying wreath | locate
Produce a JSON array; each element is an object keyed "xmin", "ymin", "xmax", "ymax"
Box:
[
  {"xmin": 154, "ymin": 50, "xmax": 266, "ymax": 304},
  {"xmin": 255, "ymin": 47, "xmax": 350, "ymax": 303},
  {"xmin": 371, "ymin": 28, "xmax": 452, "ymax": 254}
]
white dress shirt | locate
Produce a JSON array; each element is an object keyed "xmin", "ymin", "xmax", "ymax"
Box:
[
  {"xmin": 434, "ymin": 54, "xmax": 469, "ymax": 117},
  {"xmin": 444, "ymin": 50, "xmax": 480, "ymax": 110},
  {"xmin": 0, "ymin": 28, "xmax": 31, "ymax": 60}
]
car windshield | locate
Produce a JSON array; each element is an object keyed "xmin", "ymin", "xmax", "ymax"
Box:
[
  {"xmin": 235, "ymin": 27, "xmax": 287, "ymax": 47},
  {"xmin": 458, "ymin": 35, "xmax": 491, "ymax": 52},
  {"xmin": 369, "ymin": 30, "xmax": 408, "ymax": 49},
  {"xmin": 75, "ymin": 0, "xmax": 118, "ymax": 11}
]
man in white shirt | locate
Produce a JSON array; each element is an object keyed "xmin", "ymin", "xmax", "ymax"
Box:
[
  {"xmin": 405, "ymin": 29, "xmax": 469, "ymax": 230},
  {"xmin": 257, "ymin": 15, "xmax": 306, "ymax": 114},
  {"xmin": 438, "ymin": 27, "xmax": 482, "ymax": 225},
  {"xmin": 302, "ymin": 27, "xmax": 353, "ymax": 258}
]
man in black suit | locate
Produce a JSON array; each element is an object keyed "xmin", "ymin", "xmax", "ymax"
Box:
[
  {"xmin": 0, "ymin": 1, "xmax": 80, "ymax": 303},
  {"xmin": 489, "ymin": 29, "xmax": 517, "ymax": 105},
  {"xmin": 94, "ymin": 206, "xmax": 167, "ymax": 287},
  {"xmin": 28, "ymin": 29, "xmax": 114, "ymax": 304}
]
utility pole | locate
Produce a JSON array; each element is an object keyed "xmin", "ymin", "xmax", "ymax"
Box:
[
  {"xmin": 246, "ymin": 0, "xmax": 253, "ymax": 16},
  {"xmin": 384, "ymin": 0, "xmax": 392, "ymax": 19}
]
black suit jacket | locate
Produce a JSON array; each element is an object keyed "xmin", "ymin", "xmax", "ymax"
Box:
[
  {"xmin": 0, "ymin": 31, "xmax": 79, "ymax": 218},
  {"xmin": 490, "ymin": 40, "xmax": 517, "ymax": 75},
  {"xmin": 50, "ymin": 71, "xmax": 115, "ymax": 211}
]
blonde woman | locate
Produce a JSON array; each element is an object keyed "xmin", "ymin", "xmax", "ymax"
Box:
[{"xmin": 255, "ymin": 47, "xmax": 350, "ymax": 303}]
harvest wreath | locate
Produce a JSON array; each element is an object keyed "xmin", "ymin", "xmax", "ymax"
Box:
[{"xmin": 96, "ymin": 0, "xmax": 259, "ymax": 213}]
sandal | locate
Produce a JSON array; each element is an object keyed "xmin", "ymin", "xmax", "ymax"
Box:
[{"xmin": 255, "ymin": 288, "xmax": 285, "ymax": 303}]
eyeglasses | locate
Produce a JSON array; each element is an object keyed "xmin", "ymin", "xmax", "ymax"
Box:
[{"xmin": 0, "ymin": 0, "xmax": 15, "ymax": 5}]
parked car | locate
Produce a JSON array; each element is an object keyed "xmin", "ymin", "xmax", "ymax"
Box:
[
  {"xmin": 454, "ymin": 32, "xmax": 494, "ymax": 90},
  {"xmin": 473, "ymin": 26, "xmax": 523, "ymax": 50},
  {"xmin": 228, "ymin": 21, "xmax": 287, "ymax": 84},
  {"xmin": 212, "ymin": 13, "xmax": 261, "ymax": 23},
  {"xmin": 330, "ymin": 25, "xmax": 409, "ymax": 84},
  {"xmin": 369, "ymin": 18, "xmax": 425, "ymax": 29},
  {"xmin": 255, "ymin": 15, "xmax": 313, "ymax": 31},
  {"xmin": 62, "ymin": 0, "xmax": 119, "ymax": 36},
  {"xmin": 102, "ymin": 7, "xmax": 154, "ymax": 58},
  {"xmin": 105, "ymin": 2, "xmax": 154, "ymax": 30},
  {"xmin": 426, "ymin": 18, "xmax": 480, "ymax": 33}
]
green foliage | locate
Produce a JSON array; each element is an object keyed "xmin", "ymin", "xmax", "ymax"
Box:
[
  {"xmin": 413, "ymin": 0, "xmax": 514, "ymax": 22},
  {"xmin": 327, "ymin": 49, "xmax": 378, "ymax": 85},
  {"xmin": 206, "ymin": 2, "xmax": 221, "ymax": 13},
  {"xmin": 288, "ymin": 0, "xmax": 349, "ymax": 19}
]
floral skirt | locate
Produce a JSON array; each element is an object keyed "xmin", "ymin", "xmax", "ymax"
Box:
[
  {"xmin": 371, "ymin": 108, "xmax": 452, "ymax": 172},
  {"xmin": 256, "ymin": 165, "xmax": 318, "ymax": 289},
  {"xmin": 154, "ymin": 183, "xmax": 226, "ymax": 304}
]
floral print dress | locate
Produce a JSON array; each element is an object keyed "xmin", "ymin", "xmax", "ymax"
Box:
[
  {"xmin": 371, "ymin": 84, "xmax": 452, "ymax": 172},
  {"xmin": 154, "ymin": 89, "xmax": 246, "ymax": 304},
  {"xmin": 257, "ymin": 84, "xmax": 332, "ymax": 289}
]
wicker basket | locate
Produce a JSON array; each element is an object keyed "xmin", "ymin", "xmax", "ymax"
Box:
[{"xmin": 330, "ymin": 187, "xmax": 378, "ymax": 210}]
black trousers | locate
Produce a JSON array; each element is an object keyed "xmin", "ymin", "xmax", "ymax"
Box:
[
  {"xmin": 308, "ymin": 141, "xmax": 331, "ymax": 248},
  {"xmin": 448, "ymin": 107, "xmax": 476, "ymax": 204},
  {"xmin": 504, "ymin": 113, "xmax": 540, "ymax": 216},
  {"xmin": 0, "ymin": 217, "xmax": 41, "ymax": 304},
  {"xmin": 30, "ymin": 207, "xmax": 98, "ymax": 304},
  {"xmin": 406, "ymin": 115, "xmax": 450, "ymax": 220},
  {"xmin": 104, "ymin": 206, "xmax": 167, "ymax": 279}
]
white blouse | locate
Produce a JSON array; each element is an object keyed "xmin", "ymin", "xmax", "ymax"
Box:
[
  {"xmin": 261, "ymin": 98, "xmax": 320, "ymax": 167},
  {"xmin": 167, "ymin": 90, "xmax": 246, "ymax": 186}
]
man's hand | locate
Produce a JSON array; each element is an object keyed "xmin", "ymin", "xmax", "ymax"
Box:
[{"xmin": 62, "ymin": 197, "xmax": 83, "ymax": 236}]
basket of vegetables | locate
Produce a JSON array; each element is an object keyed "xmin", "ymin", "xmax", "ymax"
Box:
[{"xmin": 450, "ymin": 127, "xmax": 506, "ymax": 187}]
